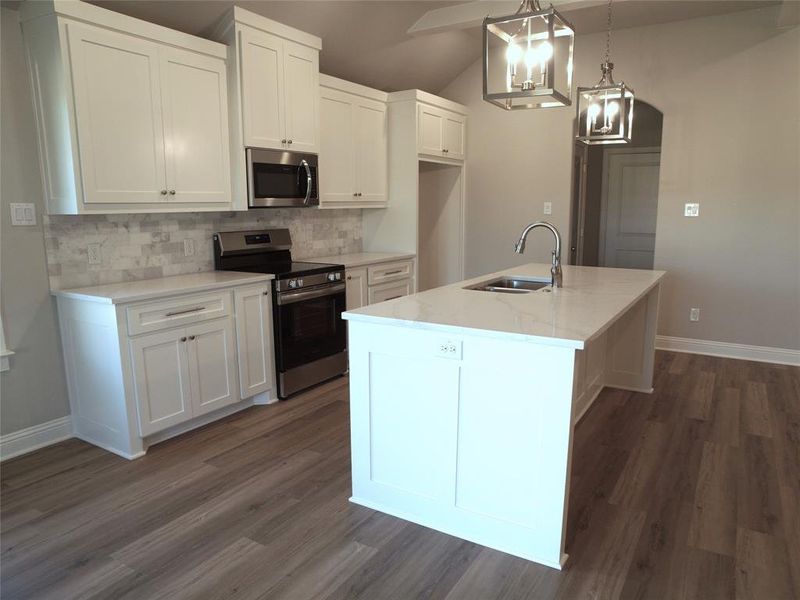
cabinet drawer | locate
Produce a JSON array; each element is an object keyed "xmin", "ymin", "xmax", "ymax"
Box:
[
  {"xmin": 126, "ymin": 291, "xmax": 232, "ymax": 336},
  {"xmin": 368, "ymin": 279, "xmax": 412, "ymax": 305},
  {"xmin": 367, "ymin": 260, "xmax": 413, "ymax": 285}
]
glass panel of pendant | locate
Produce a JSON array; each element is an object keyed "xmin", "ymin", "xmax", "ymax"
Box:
[
  {"xmin": 483, "ymin": 7, "xmax": 574, "ymax": 110},
  {"xmin": 576, "ymin": 83, "xmax": 634, "ymax": 144}
]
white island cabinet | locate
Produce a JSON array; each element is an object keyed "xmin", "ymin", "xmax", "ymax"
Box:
[
  {"xmin": 53, "ymin": 272, "xmax": 276, "ymax": 459},
  {"xmin": 344, "ymin": 264, "xmax": 665, "ymax": 569}
]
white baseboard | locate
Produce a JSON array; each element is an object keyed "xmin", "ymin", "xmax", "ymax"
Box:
[
  {"xmin": 656, "ymin": 335, "xmax": 800, "ymax": 367},
  {"xmin": 0, "ymin": 416, "xmax": 73, "ymax": 461}
]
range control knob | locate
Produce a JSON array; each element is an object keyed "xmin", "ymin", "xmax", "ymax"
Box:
[
  {"xmin": 335, "ymin": 272, "xmax": 342, "ymax": 281},
  {"xmin": 327, "ymin": 273, "xmax": 336, "ymax": 282},
  {"xmin": 288, "ymin": 279, "xmax": 298, "ymax": 289}
]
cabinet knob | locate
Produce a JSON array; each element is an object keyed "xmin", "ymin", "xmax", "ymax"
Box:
[
  {"xmin": 169, "ymin": 190, "xmax": 176, "ymax": 195},
  {"xmin": 180, "ymin": 337, "xmax": 187, "ymax": 342},
  {"xmin": 160, "ymin": 189, "xmax": 168, "ymax": 195},
  {"xmin": 188, "ymin": 335, "xmax": 196, "ymax": 341},
  {"xmin": 263, "ymin": 291, "xmax": 269, "ymax": 296},
  {"xmin": 357, "ymin": 192, "xmax": 362, "ymax": 197},
  {"xmin": 281, "ymin": 139, "xmax": 287, "ymax": 144},
  {"xmin": 346, "ymin": 275, "xmax": 352, "ymax": 280},
  {"xmin": 353, "ymin": 192, "xmax": 358, "ymax": 197},
  {"xmin": 287, "ymin": 139, "xmax": 293, "ymax": 145},
  {"xmin": 443, "ymin": 149, "xmax": 449, "ymax": 153}
]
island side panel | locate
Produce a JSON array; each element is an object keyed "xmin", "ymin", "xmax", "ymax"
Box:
[
  {"xmin": 347, "ymin": 320, "xmax": 577, "ymax": 569},
  {"xmin": 604, "ymin": 283, "xmax": 661, "ymax": 393}
]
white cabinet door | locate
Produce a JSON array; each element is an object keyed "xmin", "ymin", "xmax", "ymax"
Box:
[
  {"xmin": 239, "ymin": 27, "xmax": 286, "ymax": 150},
  {"xmin": 186, "ymin": 319, "xmax": 238, "ymax": 416},
  {"xmin": 283, "ymin": 41, "xmax": 320, "ymax": 153},
  {"xmin": 67, "ymin": 23, "xmax": 167, "ymax": 204},
  {"xmin": 417, "ymin": 104, "xmax": 445, "ymax": 157},
  {"xmin": 319, "ymin": 89, "xmax": 356, "ymax": 203},
  {"xmin": 443, "ymin": 113, "xmax": 466, "ymax": 160},
  {"xmin": 355, "ymin": 99, "xmax": 388, "ymax": 203},
  {"xmin": 234, "ymin": 285, "xmax": 274, "ymax": 399},
  {"xmin": 130, "ymin": 329, "xmax": 192, "ymax": 436},
  {"xmin": 346, "ymin": 267, "xmax": 368, "ymax": 311},
  {"xmin": 160, "ymin": 47, "xmax": 231, "ymax": 203}
]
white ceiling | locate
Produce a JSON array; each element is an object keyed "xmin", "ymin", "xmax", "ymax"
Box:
[{"xmin": 82, "ymin": 0, "xmax": 786, "ymax": 93}]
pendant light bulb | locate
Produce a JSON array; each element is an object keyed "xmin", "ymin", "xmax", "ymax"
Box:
[
  {"xmin": 538, "ymin": 41, "xmax": 553, "ymax": 63},
  {"xmin": 506, "ymin": 41, "xmax": 523, "ymax": 64}
]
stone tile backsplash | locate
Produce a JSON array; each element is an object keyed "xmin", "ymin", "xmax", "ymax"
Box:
[{"xmin": 43, "ymin": 209, "xmax": 362, "ymax": 290}]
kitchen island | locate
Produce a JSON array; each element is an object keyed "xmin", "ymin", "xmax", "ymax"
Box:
[{"xmin": 343, "ymin": 263, "xmax": 665, "ymax": 569}]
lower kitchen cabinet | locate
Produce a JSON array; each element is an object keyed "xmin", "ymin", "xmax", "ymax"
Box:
[
  {"xmin": 54, "ymin": 275, "xmax": 275, "ymax": 459},
  {"xmin": 345, "ymin": 267, "xmax": 368, "ymax": 311},
  {"xmin": 344, "ymin": 258, "xmax": 414, "ymax": 311},
  {"xmin": 234, "ymin": 284, "xmax": 275, "ymax": 398}
]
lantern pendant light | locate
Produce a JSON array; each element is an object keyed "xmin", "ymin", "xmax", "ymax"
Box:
[
  {"xmin": 576, "ymin": 0, "xmax": 634, "ymax": 144},
  {"xmin": 483, "ymin": 0, "xmax": 575, "ymax": 110}
]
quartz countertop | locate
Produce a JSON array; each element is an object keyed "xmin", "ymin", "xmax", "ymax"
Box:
[
  {"xmin": 51, "ymin": 271, "xmax": 273, "ymax": 305},
  {"xmin": 307, "ymin": 252, "xmax": 415, "ymax": 268},
  {"xmin": 343, "ymin": 264, "xmax": 665, "ymax": 349}
]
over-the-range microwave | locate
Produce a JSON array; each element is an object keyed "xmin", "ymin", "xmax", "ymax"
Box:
[{"xmin": 246, "ymin": 147, "xmax": 319, "ymax": 208}]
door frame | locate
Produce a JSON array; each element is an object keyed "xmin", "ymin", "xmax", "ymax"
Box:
[{"xmin": 598, "ymin": 146, "xmax": 661, "ymax": 267}]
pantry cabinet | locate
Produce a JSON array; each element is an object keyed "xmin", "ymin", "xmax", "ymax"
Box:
[
  {"xmin": 21, "ymin": 1, "xmax": 233, "ymax": 214},
  {"xmin": 319, "ymin": 75, "xmax": 388, "ymax": 208}
]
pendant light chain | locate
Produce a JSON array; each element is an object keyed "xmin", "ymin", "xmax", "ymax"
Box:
[{"xmin": 604, "ymin": 0, "xmax": 613, "ymax": 64}]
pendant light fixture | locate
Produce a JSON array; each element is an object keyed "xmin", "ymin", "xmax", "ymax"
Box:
[
  {"xmin": 576, "ymin": 0, "xmax": 634, "ymax": 144},
  {"xmin": 483, "ymin": 0, "xmax": 575, "ymax": 110}
]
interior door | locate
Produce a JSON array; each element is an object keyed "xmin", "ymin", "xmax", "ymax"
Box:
[
  {"xmin": 130, "ymin": 329, "xmax": 192, "ymax": 436},
  {"xmin": 239, "ymin": 27, "xmax": 285, "ymax": 150},
  {"xmin": 417, "ymin": 104, "xmax": 444, "ymax": 157},
  {"xmin": 600, "ymin": 149, "xmax": 661, "ymax": 269},
  {"xmin": 186, "ymin": 319, "xmax": 238, "ymax": 416},
  {"xmin": 160, "ymin": 47, "xmax": 231, "ymax": 203},
  {"xmin": 443, "ymin": 113, "xmax": 465, "ymax": 160},
  {"xmin": 67, "ymin": 22, "xmax": 167, "ymax": 204},
  {"xmin": 283, "ymin": 40, "xmax": 319, "ymax": 153},
  {"xmin": 355, "ymin": 99, "xmax": 387, "ymax": 203},
  {"xmin": 319, "ymin": 89, "xmax": 356, "ymax": 203}
]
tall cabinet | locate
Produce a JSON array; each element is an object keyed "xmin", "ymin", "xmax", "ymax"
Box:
[
  {"xmin": 20, "ymin": 0, "xmax": 233, "ymax": 214},
  {"xmin": 210, "ymin": 7, "xmax": 322, "ymax": 204},
  {"xmin": 362, "ymin": 90, "xmax": 468, "ymax": 292}
]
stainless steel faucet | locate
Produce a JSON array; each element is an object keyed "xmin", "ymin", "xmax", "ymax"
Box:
[{"xmin": 513, "ymin": 221, "xmax": 563, "ymax": 288}]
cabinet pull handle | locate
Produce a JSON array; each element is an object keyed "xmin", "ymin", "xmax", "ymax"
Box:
[
  {"xmin": 385, "ymin": 295, "xmax": 403, "ymax": 301},
  {"xmin": 180, "ymin": 336, "xmax": 187, "ymax": 342},
  {"xmin": 165, "ymin": 306, "xmax": 205, "ymax": 317},
  {"xmin": 188, "ymin": 335, "xmax": 196, "ymax": 341},
  {"xmin": 383, "ymin": 269, "xmax": 404, "ymax": 276}
]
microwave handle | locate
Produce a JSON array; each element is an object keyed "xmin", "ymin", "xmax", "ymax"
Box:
[{"xmin": 300, "ymin": 159, "xmax": 312, "ymax": 206}]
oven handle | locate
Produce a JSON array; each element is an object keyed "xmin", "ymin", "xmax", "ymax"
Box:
[
  {"xmin": 277, "ymin": 283, "xmax": 346, "ymax": 305},
  {"xmin": 300, "ymin": 159, "xmax": 312, "ymax": 206}
]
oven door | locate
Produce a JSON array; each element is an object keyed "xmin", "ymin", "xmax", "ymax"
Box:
[
  {"xmin": 247, "ymin": 148, "xmax": 319, "ymax": 208},
  {"xmin": 273, "ymin": 283, "xmax": 346, "ymax": 373}
]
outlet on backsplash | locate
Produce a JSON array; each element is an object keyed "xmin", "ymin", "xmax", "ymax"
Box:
[
  {"xmin": 87, "ymin": 243, "xmax": 102, "ymax": 265},
  {"xmin": 184, "ymin": 239, "xmax": 195, "ymax": 256}
]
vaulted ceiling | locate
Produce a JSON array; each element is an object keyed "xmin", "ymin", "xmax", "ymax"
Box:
[{"xmin": 83, "ymin": 0, "xmax": 786, "ymax": 93}]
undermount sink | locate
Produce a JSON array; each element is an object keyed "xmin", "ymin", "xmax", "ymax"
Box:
[{"xmin": 465, "ymin": 277, "xmax": 551, "ymax": 294}]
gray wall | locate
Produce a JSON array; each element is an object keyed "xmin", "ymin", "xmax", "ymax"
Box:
[
  {"xmin": 1, "ymin": 8, "xmax": 70, "ymax": 435},
  {"xmin": 442, "ymin": 6, "xmax": 800, "ymax": 350}
]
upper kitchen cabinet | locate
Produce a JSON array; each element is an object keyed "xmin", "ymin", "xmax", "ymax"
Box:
[
  {"xmin": 20, "ymin": 0, "xmax": 233, "ymax": 214},
  {"xmin": 210, "ymin": 8, "xmax": 321, "ymax": 203},
  {"xmin": 413, "ymin": 95, "xmax": 467, "ymax": 161},
  {"xmin": 320, "ymin": 75, "xmax": 388, "ymax": 209}
]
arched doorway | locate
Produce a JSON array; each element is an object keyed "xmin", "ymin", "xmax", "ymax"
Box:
[{"xmin": 569, "ymin": 100, "xmax": 664, "ymax": 268}]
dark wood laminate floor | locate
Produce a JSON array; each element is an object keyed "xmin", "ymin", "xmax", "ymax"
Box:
[{"xmin": 2, "ymin": 351, "xmax": 798, "ymax": 599}]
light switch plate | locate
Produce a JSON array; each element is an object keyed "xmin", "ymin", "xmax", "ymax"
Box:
[
  {"xmin": 10, "ymin": 203, "xmax": 36, "ymax": 226},
  {"xmin": 543, "ymin": 202, "xmax": 552, "ymax": 215},
  {"xmin": 684, "ymin": 203, "xmax": 700, "ymax": 217}
]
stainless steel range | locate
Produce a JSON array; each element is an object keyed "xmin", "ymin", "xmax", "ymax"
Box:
[{"xmin": 213, "ymin": 229, "xmax": 347, "ymax": 399}]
